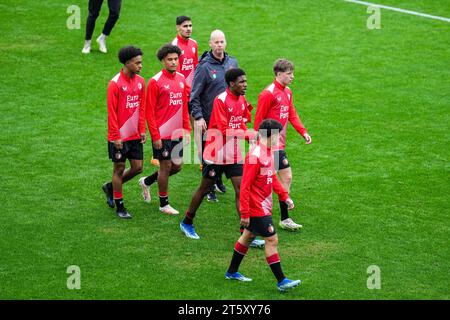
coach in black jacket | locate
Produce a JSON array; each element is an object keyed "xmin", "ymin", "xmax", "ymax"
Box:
[{"xmin": 189, "ymin": 29, "xmax": 238, "ymax": 200}]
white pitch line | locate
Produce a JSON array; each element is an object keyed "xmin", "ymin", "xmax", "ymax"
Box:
[{"xmin": 345, "ymin": 0, "xmax": 450, "ymax": 23}]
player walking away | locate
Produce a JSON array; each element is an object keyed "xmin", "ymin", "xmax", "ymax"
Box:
[
  {"xmin": 180, "ymin": 68, "xmax": 256, "ymax": 240},
  {"xmin": 254, "ymin": 59, "xmax": 312, "ymax": 231},
  {"xmin": 189, "ymin": 29, "xmax": 237, "ymax": 202},
  {"xmin": 225, "ymin": 119, "xmax": 301, "ymax": 292},
  {"xmin": 139, "ymin": 44, "xmax": 191, "ymax": 215},
  {"xmin": 82, "ymin": 0, "xmax": 122, "ymax": 54},
  {"xmin": 102, "ymin": 46, "xmax": 146, "ymax": 219}
]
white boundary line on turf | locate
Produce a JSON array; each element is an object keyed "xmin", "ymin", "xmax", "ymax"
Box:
[{"xmin": 344, "ymin": 0, "xmax": 450, "ymax": 23}]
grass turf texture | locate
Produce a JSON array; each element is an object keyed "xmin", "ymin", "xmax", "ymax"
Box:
[{"xmin": 0, "ymin": 0, "xmax": 449, "ymax": 299}]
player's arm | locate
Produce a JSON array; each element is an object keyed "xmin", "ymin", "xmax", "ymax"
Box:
[
  {"xmin": 239, "ymin": 154, "xmax": 260, "ymax": 225},
  {"xmin": 272, "ymin": 173, "xmax": 294, "ymax": 210},
  {"xmin": 107, "ymin": 81, "xmax": 122, "ymax": 149},
  {"xmin": 288, "ymin": 99, "xmax": 311, "ymax": 144},
  {"xmin": 145, "ymin": 79, "xmax": 162, "ymax": 148},
  {"xmin": 253, "ymin": 91, "xmax": 273, "ymax": 131},
  {"xmin": 138, "ymin": 80, "xmax": 147, "ymax": 144}
]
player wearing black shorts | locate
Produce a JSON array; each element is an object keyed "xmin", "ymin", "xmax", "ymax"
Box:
[
  {"xmin": 103, "ymin": 46, "xmax": 146, "ymax": 219},
  {"xmin": 179, "ymin": 68, "xmax": 256, "ymax": 240},
  {"xmin": 224, "ymin": 119, "xmax": 301, "ymax": 292}
]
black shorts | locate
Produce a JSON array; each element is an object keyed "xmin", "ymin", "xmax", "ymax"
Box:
[
  {"xmin": 152, "ymin": 138, "xmax": 183, "ymax": 161},
  {"xmin": 246, "ymin": 216, "xmax": 277, "ymax": 238},
  {"xmin": 108, "ymin": 139, "xmax": 143, "ymax": 163},
  {"xmin": 202, "ymin": 163, "xmax": 243, "ymax": 180},
  {"xmin": 274, "ymin": 150, "xmax": 290, "ymax": 170}
]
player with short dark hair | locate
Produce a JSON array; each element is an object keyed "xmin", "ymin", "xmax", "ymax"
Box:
[
  {"xmin": 102, "ymin": 45, "xmax": 146, "ymax": 219},
  {"xmin": 253, "ymin": 58, "xmax": 312, "ymax": 231},
  {"xmin": 139, "ymin": 44, "xmax": 190, "ymax": 215},
  {"xmin": 180, "ymin": 68, "xmax": 256, "ymax": 239},
  {"xmin": 224, "ymin": 119, "xmax": 301, "ymax": 292}
]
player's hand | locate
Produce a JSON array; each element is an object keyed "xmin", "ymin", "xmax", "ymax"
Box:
[
  {"xmin": 286, "ymin": 198, "xmax": 295, "ymax": 210},
  {"xmin": 114, "ymin": 139, "xmax": 123, "ymax": 150},
  {"xmin": 140, "ymin": 133, "xmax": 147, "ymax": 144},
  {"xmin": 240, "ymin": 217, "xmax": 250, "ymax": 228},
  {"xmin": 153, "ymin": 139, "xmax": 162, "ymax": 150},
  {"xmin": 195, "ymin": 118, "xmax": 207, "ymax": 133},
  {"xmin": 303, "ymin": 133, "xmax": 312, "ymax": 144}
]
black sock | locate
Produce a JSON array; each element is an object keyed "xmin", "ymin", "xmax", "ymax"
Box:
[
  {"xmin": 227, "ymin": 242, "xmax": 249, "ymax": 273},
  {"xmin": 159, "ymin": 195, "xmax": 169, "ymax": 207},
  {"xmin": 144, "ymin": 172, "xmax": 158, "ymax": 186},
  {"xmin": 115, "ymin": 198, "xmax": 124, "ymax": 211},
  {"xmin": 269, "ymin": 262, "xmax": 285, "ymax": 283},
  {"xmin": 107, "ymin": 182, "xmax": 113, "ymax": 193},
  {"xmin": 279, "ymin": 201, "xmax": 289, "ymax": 221},
  {"xmin": 183, "ymin": 211, "xmax": 196, "ymax": 225}
]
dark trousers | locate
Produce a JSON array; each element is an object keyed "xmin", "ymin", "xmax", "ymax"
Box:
[{"xmin": 85, "ymin": 0, "xmax": 122, "ymax": 40}]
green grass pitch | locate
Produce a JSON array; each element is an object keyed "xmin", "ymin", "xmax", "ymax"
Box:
[{"xmin": 0, "ymin": 0, "xmax": 449, "ymax": 299}]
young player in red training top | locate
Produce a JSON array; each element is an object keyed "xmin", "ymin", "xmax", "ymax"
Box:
[
  {"xmin": 150, "ymin": 15, "xmax": 200, "ymax": 168},
  {"xmin": 102, "ymin": 46, "xmax": 147, "ymax": 219},
  {"xmin": 179, "ymin": 68, "xmax": 256, "ymax": 240},
  {"xmin": 139, "ymin": 44, "xmax": 191, "ymax": 215},
  {"xmin": 225, "ymin": 119, "xmax": 301, "ymax": 292},
  {"xmin": 254, "ymin": 59, "xmax": 312, "ymax": 231}
]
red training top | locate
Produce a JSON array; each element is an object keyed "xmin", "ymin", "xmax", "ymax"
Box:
[
  {"xmin": 240, "ymin": 143, "xmax": 289, "ymax": 219},
  {"xmin": 254, "ymin": 79, "xmax": 308, "ymax": 150},
  {"xmin": 146, "ymin": 69, "xmax": 191, "ymax": 141},
  {"xmin": 107, "ymin": 70, "xmax": 146, "ymax": 142},
  {"xmin": 171, "ymin": 34, "xmax": 198, "ymax": 89},
  {"xmin": 203, "ymin": 89, "xmax": 256, "ymax": 165}
]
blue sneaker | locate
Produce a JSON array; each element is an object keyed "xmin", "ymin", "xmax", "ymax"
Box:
[
  {"xmin": 277, "ymin": 278, "xmax": 301, "ymax": 292},
  {"xmin": 250, "ymin": 239, "xmax": 265, "ymax": 249},
  {"xmin": 180, "ymin": 222, "xmax": 200, "ymax": 239},
  {"xmin": 225, "ymin": 272, "xmax": 252, "ymax": 282}
]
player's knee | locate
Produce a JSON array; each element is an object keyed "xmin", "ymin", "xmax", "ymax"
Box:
[
  {"xmin": 113, "ymin": 164, "xmax": 125, "ymax": 175},
  {"xmin": 109, "ymin": 11, "xmax": 120, "ymax": 22},
  {"xmin": 266, "ymin": 235, "xmax": 278, "ymax": 246}
]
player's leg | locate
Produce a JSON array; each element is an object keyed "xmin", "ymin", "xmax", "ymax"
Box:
[
  {"xmin": 277, "ymin": 152, "xmax": 302, "ymax": 231},
  {"xmin": 111, "ymin": 162, "xmax": 132, "ymax": 219},
  {"xmin": 140, "ymin": 143, "xmax": 182, "ymax": 204},
  {"xmin": 180, "ymin": 167, "xmax": 216, "ymax": 239},
  {"xmin": 229, "ymin": 175, "xmax": 242, "ymax": 219},
  {"xmin": 157, "ymin": 159, "xmax": 178, "ymax": 214},
  {"xmin": 263, "ymin": 222, "xmax": 301, "ymax": 291},
  {"xmin": 121, "ymin": 159, "xmax": 143, "ymax": 184},
  {"xmin": 225, "ymin": 229, "xmax": 254, "ymax": 281},
  {"xmin": 82, "ymin": 0, "xmax": 103, "ymax": 53},
  {"xmin": 96, "ymin": 0, "xmax": 121, "ymax": 53}
]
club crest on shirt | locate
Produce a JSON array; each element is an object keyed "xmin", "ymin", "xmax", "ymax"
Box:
[
  {"xmin": 138, "ymin": 83, "xmax": 142, "ymax": 90},
  {"xmin": 268, "ymin": 224, "xmax": 274, "ymax": 233},
  {"xmin": 277, "ymin": 96, "xmax": 282, "ymax": 102},
  {"xmin": 180, "ymin": 82, "xmax": 184, "ymax": 89},
  {"xmin": 192, "ymin": 47, "xmax": 196, "ymax": 54},
  {"xmin": 242, "ymin": 104, "xmax": 245, "ymax": 110},
  {"xmin": 287, "ymin": 94, "xmax": 291, "ymax": 100},
  {"xmin": 210, "ymin": 69, "xmax": 217, "ymax": 79}
]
